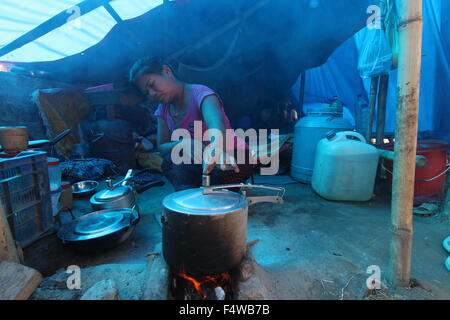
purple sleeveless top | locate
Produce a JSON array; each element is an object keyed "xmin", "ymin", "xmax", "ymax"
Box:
[{"xmin": 154, "ymin": 84, "xmax": 247, "ymax": 150}]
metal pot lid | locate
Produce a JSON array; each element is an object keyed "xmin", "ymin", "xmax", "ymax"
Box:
[
  {"xmin": 57, "ymin": 208, "xmax": 135, "ymax": 241},
  {"xmin": 93, "ymin": 186, "xmax": 132, "ymax": 202},
  {"xmin": 163, "ymin": 188, "xmax": 247, "ymax": 215},
  {"xmin": 75, "ymin": 212, "xmax": 124, "ymax": 235}
]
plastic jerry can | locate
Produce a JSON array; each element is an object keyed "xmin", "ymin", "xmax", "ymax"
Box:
[
  {"xmin": 291, "ymin": 102, "xmax": 354, "ymax": 183},
  {"xmin": 312, "ymin": 131, "xmax": 379, "ymax": 201}
]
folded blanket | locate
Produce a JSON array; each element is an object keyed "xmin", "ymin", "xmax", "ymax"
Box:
[{"xmin": 32, "ymin": 88, "xmax": 91, "ymax": 159}]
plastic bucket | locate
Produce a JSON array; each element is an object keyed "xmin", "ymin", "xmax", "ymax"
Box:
[
  {"xmin": 381, "ymin": 140, "xmax": 450, "ymax": 198},
  {"xmin": 47, "ymin": 157, "xmax": 61, "ymax": 191}
]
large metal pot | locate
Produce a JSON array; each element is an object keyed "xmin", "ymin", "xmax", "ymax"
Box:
[{"xmin": 161, "ymin": 183, "xmax": 284, "ymax": 276}]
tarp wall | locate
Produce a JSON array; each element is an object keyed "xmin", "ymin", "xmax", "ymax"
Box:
[{"xmin": 292, "ymin": 0, "xmax": 450, "ymax": 137}]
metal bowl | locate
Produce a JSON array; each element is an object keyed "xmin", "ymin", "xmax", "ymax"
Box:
[{"xmin": 72, "ymin": 180, "xmax": 99, "ymax": 198}]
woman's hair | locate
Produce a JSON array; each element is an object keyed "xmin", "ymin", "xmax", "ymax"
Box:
[{"xmin": 129, "ymin": 56, "xmax": 176, "ymax": 85}]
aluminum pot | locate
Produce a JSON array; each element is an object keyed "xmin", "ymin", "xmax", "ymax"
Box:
[
  {"xmin": 89, "ymin": 170, "xmax": 138, "ymax": 212},
  {"xmin": 90, "ymin": 184, "xmax": 137, "ymax": 211},
  {"xmin": 56, "ymin": 207, "xmax": 140, "ymax": 252},
  {"xmin": 161, "ymin": 183, "xmax": 284, "ymax": 276}
]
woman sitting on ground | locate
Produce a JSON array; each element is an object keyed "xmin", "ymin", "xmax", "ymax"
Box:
[{"xmin": 129, "ymin": 56, "xmax": 255, "ymax": 191}]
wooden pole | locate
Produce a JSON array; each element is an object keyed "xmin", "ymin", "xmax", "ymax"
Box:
[
  {"xmin": 298, "ymin": 71, "xmax": 306, "ymax": 117},
  {"xmin": 375, "ymin": 3, "xmax": 390, "ymax": 147},
  {"xmin": 389, "ymin": 0, "xmax": 423, "ymax": 287},
  {"xmin": 0, "ymin": 202, "xmax": 20, "ymax": 263},
  {"xmin": 365, "ymin": 76, "xmax": 380, "ymax": 142},
  {"xmin": 376, "ymin": 74, "xmax": 389, "ymax": 146}
]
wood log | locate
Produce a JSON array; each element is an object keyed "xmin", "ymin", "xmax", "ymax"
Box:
[
  {"xmin": 233, "ymin": 247, "xmax": 272, "ymax": 300},
  {"xmin": 0, "ymin": 202, "xmax": 20, "ymax": 263},
  {"xmin": 143, "ymin": 242, "xmax": 170, "ymax": 300},
  {"xmin": 0, "ymin": 261, "xmax": 42, "ymax": 300}
]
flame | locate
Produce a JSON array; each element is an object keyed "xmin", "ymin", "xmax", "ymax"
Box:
[
  {"xmin": 176, "ymin": 271, "xmax": 232, "ymax": 299},
  {"xmin": 177, "ymin": 272, "xmax": 207, "ymax": 298},
  {"xmin": 203, "ymin": 273, "xmax": 231, "ymax": 286}
]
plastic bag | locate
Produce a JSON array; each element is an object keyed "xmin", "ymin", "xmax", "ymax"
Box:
[
  {"xmin": 358, "ymin": 28, "xmax": 393, "ymax": 78},
  {"xmin": 383, "ymin": 0, "xmax": 400, "ymax": 69}
]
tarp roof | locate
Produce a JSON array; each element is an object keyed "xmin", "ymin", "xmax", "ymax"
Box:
[
  {"xmin": 1, "ymin": 0, "xmax": 447, "ymax": 137},
  {"xmin": 0, "ymin": 0, "xmax": 162, "ymax": 62}
]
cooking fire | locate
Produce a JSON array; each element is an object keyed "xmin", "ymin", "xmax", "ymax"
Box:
[{"xmin": 170, "ymin": 271, "xmax": 233, "ymax": 300}]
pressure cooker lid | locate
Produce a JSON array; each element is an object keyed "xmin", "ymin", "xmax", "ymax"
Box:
[
  {"xmin": 57, "ymin": 208, "xmax": 134, "ymax": 241},
  {"xmin": 93, "ymin": 186, "xmax": 131, "ymax": 202},
  {"xmin": 163, "ymin": 188, "xmax": 247, "ymax": 215}
]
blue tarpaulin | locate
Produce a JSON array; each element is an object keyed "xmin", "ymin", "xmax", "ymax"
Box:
[
  {"xmin": 292, "ymin": 0, "xmax": 449, "ymax": 138},
  {"xmin": 0, "ymin": 0, "xmax": 448, "ymax": 137},
  {"xmin": 0, "ymin": 0, "xmax": 161, "ymax": 62}
]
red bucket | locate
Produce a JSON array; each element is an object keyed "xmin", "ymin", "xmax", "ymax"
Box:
[{"xmin": 381, "ymin": 140, "xmax": 450, "ymax": 198}]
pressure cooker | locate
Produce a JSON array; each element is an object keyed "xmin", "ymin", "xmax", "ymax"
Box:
[{"xmin": 161, "ymin": 178, "xmax": 285, "ymax": 276}]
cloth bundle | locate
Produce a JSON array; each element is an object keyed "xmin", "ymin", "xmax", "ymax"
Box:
[{"xmin": 61, "ymin": 158, "xmax": 119, "ymax": 183}]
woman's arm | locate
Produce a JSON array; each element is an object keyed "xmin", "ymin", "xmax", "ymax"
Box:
[
  {"xmin": 201, "ymin": 95, "xmax": 238, "ymax": 173},
  {"xmin": 201, "ymin": 95, "xmax": 227, "ymax": 136},
  {"xmin": 156, "ymin": 117, "xmax": 180, "ymax": 156}
]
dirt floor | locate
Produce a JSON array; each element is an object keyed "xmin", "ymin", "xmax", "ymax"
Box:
[{"xmin": 26, "ymin": 174, "xmax": 450, "ymax": 300}]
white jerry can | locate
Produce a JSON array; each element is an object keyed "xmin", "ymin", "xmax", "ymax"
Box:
[{"xmin": 312, "ymin": 131, "xmax": 380, "ymax": 201}]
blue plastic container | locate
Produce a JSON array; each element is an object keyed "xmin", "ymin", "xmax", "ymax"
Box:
[{"xmin": 0, "ymin": 151, "xmax": 53, "ymax": 247}]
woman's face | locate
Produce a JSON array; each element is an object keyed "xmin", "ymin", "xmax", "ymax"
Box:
[{"xmin": 137, "ymin": 67, "xmax": 178, "ymax": 104}]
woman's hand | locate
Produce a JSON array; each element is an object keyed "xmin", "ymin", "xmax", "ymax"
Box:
[
  {"xmin": 176, "ymin": 138, "xmax": 239, "ymax": 174},
  {"xmin": 202, "ymin": 142, "xmax": 239, "ymax": 174}
]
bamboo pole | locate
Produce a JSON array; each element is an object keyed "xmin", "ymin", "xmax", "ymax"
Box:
[
  {"xmin": 389, "ymin": 0, "xmax": 423, "ymax": 287},
  {"xmin": 0, "ymin": 202, "xmax": 20, "ymax": 263}
]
